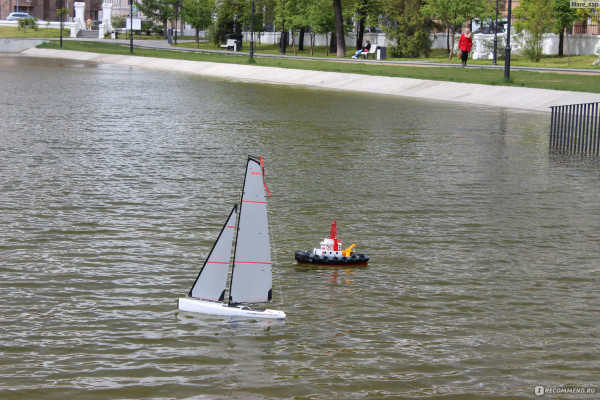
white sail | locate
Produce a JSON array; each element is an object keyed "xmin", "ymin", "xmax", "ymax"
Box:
[
  {"xmin": 188, "ymin": 205, "xmax": 237, "ymax": 301},
  {"xmin": 230, "ymin": 157, "xmax": 272, "ymax": 304},
  {"xmin": 178, "ymin": 156, "xmax": 285, "ymax": 319}
]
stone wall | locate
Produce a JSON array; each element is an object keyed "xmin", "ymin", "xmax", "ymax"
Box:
[{"xmin": 0, "ymin": 38, "xmax": 47, "ymax": 53}]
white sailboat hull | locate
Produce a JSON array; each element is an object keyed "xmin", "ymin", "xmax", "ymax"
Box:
[{"xmin": 178, "ymin": 297, "xmax": 286, "ymax": 319}]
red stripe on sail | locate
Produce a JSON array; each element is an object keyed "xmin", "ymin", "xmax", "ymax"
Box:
[{"xmin": 243, "ymin": 200, "xmax": 267, "ymax": 204}]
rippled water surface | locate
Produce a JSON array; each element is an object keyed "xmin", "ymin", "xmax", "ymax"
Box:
[{"xmin": 0, "ymin": 55, "xmax": 598, "ymax": 399}]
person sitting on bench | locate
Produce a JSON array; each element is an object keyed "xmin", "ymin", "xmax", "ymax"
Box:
[{"xmin": 352, "ymin": 40, "xmax": 371, "ymax": 59}]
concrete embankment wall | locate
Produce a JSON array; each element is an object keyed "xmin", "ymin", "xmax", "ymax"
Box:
[
  {"xmin": 0, "ymin": 39, "xmax": 47, "ymax": 53},
  {"xmin": 21, "ymin": 47, "xmax": 600, "ymax": 113}
]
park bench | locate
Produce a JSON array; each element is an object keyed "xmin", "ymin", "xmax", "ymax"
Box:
[
  {"xmin": 220, "ymin": 39, "xmax": 237, "ymax": 51},
  {"xmin": 361, "ymin": 45, "xmax": 378, "ymax": 59}
]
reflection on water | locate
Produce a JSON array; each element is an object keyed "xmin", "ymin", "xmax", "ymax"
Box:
[{"xmin": 0, "ymin": 54, "xmax": 598, "ymax": 399}]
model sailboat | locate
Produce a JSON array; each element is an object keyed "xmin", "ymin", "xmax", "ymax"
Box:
[{"xmin": 178, "ymin": 156, "xmax": 286, "ymax": 319}]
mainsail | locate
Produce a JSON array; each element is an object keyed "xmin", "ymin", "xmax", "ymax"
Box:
[
  {"xmin": 229, "ymin": 157, "xmax": 272, "ymax": 304},
  {"xmin": 188, "ymin": 205, "xmax": 237, "ymax": 301},
  {"xmin": 179, "ymin": 156, "xmax": 285, "ymax": 319}
]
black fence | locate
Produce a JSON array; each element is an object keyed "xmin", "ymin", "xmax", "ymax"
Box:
[{"xmin": 549, "ymin": 102, "xmax": 600, "ymax": 155}]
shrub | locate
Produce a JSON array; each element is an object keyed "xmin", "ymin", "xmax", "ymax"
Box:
[
  {"xmin": 480, "ymin": 35, "xmax": 507, "ymax": 60},
  {"xmin": 520, "ymin": 32, "xmax": 544, "ymax": 62},
  {"xmin": 112, "ymin": 14, "xmax": 126, "ymax": 29},
  {"xmin": 152, "ymin": 24, "xmax": 164, "ymax": 36},
  {"xmin": 18, "ymin": 17, "xmax": 38, "ymax": 31},
  {"xmin": 142, "ymin": 21, "xmax": 154, "ymax": 36}
]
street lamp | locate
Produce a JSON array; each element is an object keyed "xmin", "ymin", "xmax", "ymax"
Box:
[
  {"xmin": 493, "ymin": 0, "xmax": 498, "ymax": 65},
  {"xmin": 504, "ymin": 0, "xmax": 512, "ymax": 80},
  {"xmin": 60, "ymin": 0, "xmax": 64, "ymax": 47},
  {"xmin": 174, "ymin": 0, "xmax": 179, "ymax": 45},
  {"xmin": 250, "ymin": 0, "xmax": 254, "ymax": 59},
  {"xmin": 129, "ymin": 0, "xmax": 133, "ymax": 53}
]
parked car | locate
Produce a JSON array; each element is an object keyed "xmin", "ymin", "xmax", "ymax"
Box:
[{"xmin": 7, "ymin": 12, "xmax": 35, "ymax": 21}]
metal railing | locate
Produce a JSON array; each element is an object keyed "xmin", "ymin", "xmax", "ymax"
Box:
[
  {"xmin": 572, "ymin": 22, "xmax": 600, "ymax": 35},
  {"xmin": 550, "ymin": 102, "xmax": 600, "ymax": 154}
]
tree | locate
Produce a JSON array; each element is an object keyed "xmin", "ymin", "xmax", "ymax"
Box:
[
  {"xmin": 345, "ymin": 0, "xmax": 385, "ymax": 49},
  {"xmin": 383, "ymin": 0, "xmax": 433, "ymax": 58},
  {"xmin": 135, "ymin": 0, "xmax": 176, "ymax": 38},
  {"xmin": 214, "ymin": 0, "xmax": 244, "ymax": 44},
  {"xmin": 332, "ymin": 0, "xmax": 346, "ymax": 57},
  {"xmin": 421, "ymin": 0, "xmax": 492, "ymax": 60},
  {"xmin": 239, "ymin": 0, "xmax": 268, "ymax": 45},
  {"xmin": 277, "ymin": 0, "xmax": 306, "ymax": 54},
  {"xmin": 56, "ymin": 7, "xmax": 68, "ymax": 21},
  {"xmin": 273, "ymin": 0, "xmax": 290, "ymax": 53},
  {"xmin": 182, "ymin": 0, "xmax": 215, "ymax": 47},
  {"xmin": 306, "ymin": 0, "xmax": 336, "ymax": 55},
  {"xmin": 550, "ymin": 0, "xmax": 576, "ymax": 58},
  {"xmin": 351, "ymin": 0, "xmax": 368, "ymax": 49},
  {"xmin": 513, "ymin": 0, "xmax": 554, "ymax": 62}
]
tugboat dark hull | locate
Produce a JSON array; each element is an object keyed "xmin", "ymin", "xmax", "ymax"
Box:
[{"xmin": 295, "ymin": 250, "xmax": 369, "ymax": 266}]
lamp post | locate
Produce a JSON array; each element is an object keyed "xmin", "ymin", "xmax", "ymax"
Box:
[
  {"xmin": 492, "ymin": 0, "xmax": 498, "ymax": 65},
  {"xmin": 250, "ymin": 0, "xmax": 254, "ymax": 59},
  {"xmin": 129, "ymin": 0, "xmax": 133, "ymax": 53},
  {"xmin": 504, "ymin": 0, "xmax": 512, "ymax": 79},
  {"xmin": 59, "ymin": 0, "xmax": 63, "ymax": 47},
  {"xmin": 174, "ymin": 0, "xmax": 178, "ymax": 45}
]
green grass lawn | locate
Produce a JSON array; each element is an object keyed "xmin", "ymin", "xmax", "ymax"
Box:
[
  {"xmin": 176, "ymin": 41, "xmax": 600, "ymax": 69},
  {"xmin": 0, "ymin": 26, "xmax": 65, "ymax": 38},
  {"xmin": 1, "ymin": 27, "xmax": 595, "ymax": 94}
]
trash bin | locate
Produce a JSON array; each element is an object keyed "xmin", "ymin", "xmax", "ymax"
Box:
[
  {"xmin": 377, "ymin": 46, "xmax": 386, "ymax": 60},
  {"xmin": 234, "ymin": 40, "xmax": 242, "ymax": 51},
  {"xmin": 167, "ymin": 28, "xmax": 173, "ymax": 44}
]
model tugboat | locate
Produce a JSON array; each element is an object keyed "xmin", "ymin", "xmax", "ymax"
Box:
[{"xmin": 295, "ymin": 220, "xmax": 369, "ymax": 265}]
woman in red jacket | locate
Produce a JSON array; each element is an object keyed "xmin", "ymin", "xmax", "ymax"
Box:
[{"xmin": 458, "ymin": 28, "xmax": 472, "ymax": 67}]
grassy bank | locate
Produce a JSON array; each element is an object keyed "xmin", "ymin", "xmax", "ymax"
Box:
[
  {"xmin": 0, "ymin": 26, "xmax": 64, "ymax": 38},
  {"xmin": 178, "ymin": 40, "xmax": 600, "ymax": 70},
  {"xmin": 36, "ymin": 40, "xmax": 600, "ymax": 93}
]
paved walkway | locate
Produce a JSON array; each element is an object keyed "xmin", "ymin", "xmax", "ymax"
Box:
[{"xmin": 21, "ymin": 39, "xmax": 600, "ymax": 113}]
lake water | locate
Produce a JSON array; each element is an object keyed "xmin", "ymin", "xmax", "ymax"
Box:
[{"xmin": 0, "ymin": 54, "xmax": 598, "ymax": 400}]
